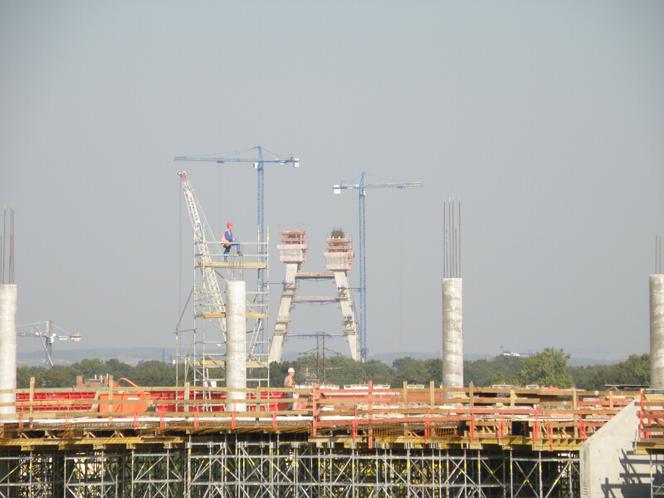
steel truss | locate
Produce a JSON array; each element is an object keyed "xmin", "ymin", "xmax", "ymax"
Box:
[{"xmin": 0, "ymin": 436, "xmax": 579, "ymax": 497}]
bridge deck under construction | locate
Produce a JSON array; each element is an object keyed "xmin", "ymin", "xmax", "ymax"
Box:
[
  {"xmin": 0, "ymin": 383, "xmax": 645, "ymax": 497},
  {"xmin": 0, "ymin": 383, "xmax": 634, "ymax": 451}
]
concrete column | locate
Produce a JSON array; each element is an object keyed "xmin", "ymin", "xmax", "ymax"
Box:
[
  {"xmin": 0, "ymin": 285, "xmax": 16, "ymax": 415},
  {"xmin": 226, "ymin": 280, "xmax": 246, "ymax": 411},
  {"xmin": 442, "ymin": 278, "xmax": 463, "ymax": 388},
  {"xmin": 651, "ymin": 274, "xmax": 664, "ymax": 389}
]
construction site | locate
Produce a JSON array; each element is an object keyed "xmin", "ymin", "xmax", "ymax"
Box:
[{"xmin": 0, "ymin": 146, "xmax": 663, "ymax": 498}]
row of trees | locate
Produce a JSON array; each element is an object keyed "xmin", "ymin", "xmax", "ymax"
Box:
[
  {"xmin": 272, "ymin": 349, "xmax": 649, "ymax": 390},
  {"xmin": 17, "ymin": 358, "xmax": 176, "ymax": 389},
  {"xmin": 17, "ymin": 349, "xmax": 650, "ymax": 390}
]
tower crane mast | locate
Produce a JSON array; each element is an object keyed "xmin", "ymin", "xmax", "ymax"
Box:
[{"xmin": 333, "ymin": 173, "xmax": 423, "ymax": 361}]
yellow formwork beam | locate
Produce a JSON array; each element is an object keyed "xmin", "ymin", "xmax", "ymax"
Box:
[
  {"xmin": 196, "ymin": 261, "xmax": 267, "ymax": 269},
  {"xmin": 0, "ymin": 436, "xmax": 185, "ymax": 450},
  {"xmin": 197, "ymin": 358, "xmax": 268, "ymax": 368},
  {"xmin": 637, "ymin": 441, "xmax": 664, "ymax": 453},
  {"xmin": 198, "ymin": 311, "xmax": 267, "ymax": 320},
  {"xmin": 0, "ymin": 429, "xmax": 585, "ymax": 452}
]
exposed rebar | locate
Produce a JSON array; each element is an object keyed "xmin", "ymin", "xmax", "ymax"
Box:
[
  {"xmin": 8, "ymin": 209, "xmax": 14, "ymax": 284},
  {"xmin": 1, "ymin": 208, "xmax": 5, "ymax": 284},
  {"xmin": 443, "ymin": 200, "xmax": 461, "ymax": 278},
  {"xmin": 651, "ymin": 274, "xmax": 664, "ymax": 388},
  {"xmin": 442, "ymin": 199, "xmax": 463, "ymax": 389}
]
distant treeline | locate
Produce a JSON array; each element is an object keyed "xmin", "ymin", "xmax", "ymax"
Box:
[{"xmin": 17, "ymin": 349, "xmax": 650, "ymax": 390}]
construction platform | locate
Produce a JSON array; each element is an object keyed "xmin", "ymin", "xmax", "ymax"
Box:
[
  {"xmin": 0, "ymin": 382, "xmax": 644, "ymax": 496},
  {"xmin": 0, "ymin": 382, "xmax": 635, "ymax": 449},
  {"xmin": 636, "ymin": 392, "xmax": 664, "ymax": 497}
]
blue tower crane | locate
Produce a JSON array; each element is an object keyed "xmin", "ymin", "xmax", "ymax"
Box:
[{"xmin": 333, "ymin": 173, "xmax": 422, "ymax": 361}]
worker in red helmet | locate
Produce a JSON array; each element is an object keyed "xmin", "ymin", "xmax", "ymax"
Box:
[{"xmin": 222, "ymin": 221, "xmax": 235, "ymax": 262}]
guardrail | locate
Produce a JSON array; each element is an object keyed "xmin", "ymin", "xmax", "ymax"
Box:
[
  {"xmin": 0, "ymin": 380, "xmax": 637, "ymax": 450},
  {"xmin": 638, "ymin": 390, "xmax": 664, "ymax": 448}
]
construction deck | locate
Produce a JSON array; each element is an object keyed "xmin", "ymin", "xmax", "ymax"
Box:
[
  {"xmin": 0, "ymin": 383, "xmax": 635, "ymax": 451},
  {"xmin": 0, "ymin": 383, "xmax": 645, "ymax": 497}
]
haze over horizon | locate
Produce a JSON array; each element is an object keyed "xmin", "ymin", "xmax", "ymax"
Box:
[{"xmin": 2, "ymin": 1, "xmax": 663, "ymax": 361}]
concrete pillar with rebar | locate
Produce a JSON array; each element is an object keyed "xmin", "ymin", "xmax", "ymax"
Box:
[
  {"xmin": 226, "ymin": 280, "xmax": 247, "ymax": 411},
  {"xmin": 651, "ymin": 274, "xmax": 664, "ymax": 389},
  {"xmin": 442, "ymin": 200, "xmax": 463, "ymax": 389},
  {"xmin": 0, "ymin": 285, "xmax": 16, "ymax": 415},
  {"xmin": 0, "ymin": 208, "xmax": 16, "ymax": 416}
]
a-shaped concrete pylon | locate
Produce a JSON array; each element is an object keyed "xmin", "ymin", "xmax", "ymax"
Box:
[{"xmin": 269, "ymin": 229, "xmax": 359, "ymax": 362}]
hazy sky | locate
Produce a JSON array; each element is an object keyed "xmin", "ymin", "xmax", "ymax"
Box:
[{"xmin": 1, "ymin": 1, "xmax": 663, "ymax": 360}]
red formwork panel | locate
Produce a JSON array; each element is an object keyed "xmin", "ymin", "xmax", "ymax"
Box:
[
  {"xmin": 14, "ymin": 389, "xmax": 287, "ymax": 414},
  {"xmin": 248, "ymin": 391, "xmax": 285, "ymax": 412},
  {"xmin": 16, "ymin": 391, "xmax": 96, "ymax": 412},
  {"xmin": 147, "ymin": 390, "xmax": 287, "ymax": 413}
]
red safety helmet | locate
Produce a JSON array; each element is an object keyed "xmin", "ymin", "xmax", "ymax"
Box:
[{"xmin": 226, "ymin": 221, "xmax": 233, "ymax": 229}]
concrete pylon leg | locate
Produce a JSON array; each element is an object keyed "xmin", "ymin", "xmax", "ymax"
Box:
[
  {"xmin": 346, "ymin": 334, "xmax": 359, "ymax": 362},
  {"xmin": 226, "ymin": 280, "xmax": 246, "ymax": 411},
  {"xmin": 269, "ymin": 263, "xmax": 299, "ymax": 363},
  {"xmin": 269, "ymin": 334, "xmax": 286, "ymax": 364},
  {"xmin": 442, "ymin": 278, "xmax": 463, "ymax": 388},
  {"xmin": 651, "ymin": 274, "xmax": 664, "ymax": 389},
  {"xmin": 334, "ymin": 271, "xmax": 359, "ymax": 361},
  {"xmin": 0, "ymin": 285, "xmax": 17, "ymax": 415}
]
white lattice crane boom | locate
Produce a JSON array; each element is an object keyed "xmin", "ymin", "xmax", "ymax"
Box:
[{"xmin": 177, "ymin": 170, "xmax": 227, "ymax": 339}]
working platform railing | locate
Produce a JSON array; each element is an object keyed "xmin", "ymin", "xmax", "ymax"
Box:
[
  {"xmin": 0, "ymin": 381, "xmax": 636, "ymax": 451},
  {"xmin": 185, "ymin": 238, "xmax": 270, "ymax": 389},
  {"xmin": 193, "ymin": 240, "xmax": 269, "ymax": 319},
  {"xmin": 638, "ymin": 391, "xmax": 664, "ymax": 445}
]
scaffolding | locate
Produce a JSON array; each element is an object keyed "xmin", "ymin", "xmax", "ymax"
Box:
[
  {"xmin": 0, "ymin": 437, "xmax": 580, "ymax": 497},
  {"xmin": 177, "ymin": 171, "xmax": 270, "ymax": 391},
  {"xmin": 187, "ymin": 239, "xmax": 269, "ymax": 388}
]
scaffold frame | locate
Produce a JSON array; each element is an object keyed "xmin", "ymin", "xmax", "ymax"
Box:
[
  {"xmin": 177, "ymin": 171, "xmax": 271, "ymax": 390},
  {"xmin": 0, "ymin": 436, "xmax": 580, "ymax": 498}
]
